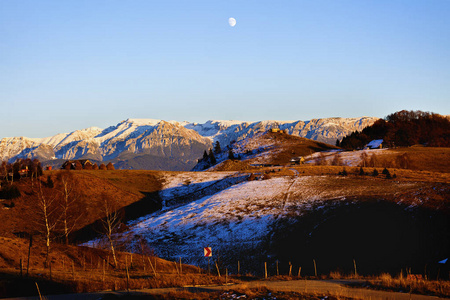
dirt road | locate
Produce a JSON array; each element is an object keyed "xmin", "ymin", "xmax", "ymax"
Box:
[{"xmin": 3, "ymin": 279, "xmax": 442, "ymax": 300}]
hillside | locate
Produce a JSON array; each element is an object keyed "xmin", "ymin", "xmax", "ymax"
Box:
[
  {"xmin": 194, "ymin": 131, "xmax": 338, "ymax": 171},
  {"xmin": 90, "ymin": 169, "xmax": 449, "ymax": 278},
  {"xmin": 0, "ymin": 235, "xmax": 216, "ymax": 297}
]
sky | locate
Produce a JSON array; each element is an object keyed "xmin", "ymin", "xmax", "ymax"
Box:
[{"xmin": 1, "ymin": 0, "xmax": 449, "ymax": 138}]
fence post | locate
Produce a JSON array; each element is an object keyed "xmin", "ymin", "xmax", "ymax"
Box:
[
  {"xmin": 313, "ymin": 259, "xmax": 317, "ymax": 278},
  {"xmin": 238, "ymin": 260, "xmax": 240, "ymax": 275},
  {"xmin": 125, "ymin": 256, "xmax": 130, "ymax": 292},
  {"xmin": 26, "ymin": 235, "xmax": 32, "ymax": 277},
  {"xmin": 215, "ymin": 261, "xmax": 221, "ymax": 277},
  {"xmin": 265, "ymin": 262, "xmax": 267, "ymax": 279}
]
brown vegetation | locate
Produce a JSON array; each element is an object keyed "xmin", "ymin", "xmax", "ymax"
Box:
[
  {"xmin": 340, "ymin": 110, "xmax": 450, "ymax": 149},
  {"xmin": 0, "ymin": 236, "xmax": 220, "ymax": 298},
  {"xmin": 356, "ymin": 273, "xmax": 450, "ymax": 298}
]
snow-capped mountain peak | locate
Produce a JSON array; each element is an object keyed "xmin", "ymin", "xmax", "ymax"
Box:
[{"xmin": 0, "ymin": 116, "xmax": 379, "ymax": 170}]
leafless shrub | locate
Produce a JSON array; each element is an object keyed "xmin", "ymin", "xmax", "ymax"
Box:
[
  {"xmin": 359, "ymin": 151, "xmax": 369, "ymax": 167},
  {"xmin": 315, "ymin": 152, "xmax": 328, "ymax": 166},
  {"xmin": 396, "ymin": 153, "xmax": 411, "ymax": 169},
  {"xmin": 368, "ymin": 153, "xmax": 378, "ymax": 167},
  {"xmin": 331, "ymin": 153, "xmax": 342, "ymax": 166}
]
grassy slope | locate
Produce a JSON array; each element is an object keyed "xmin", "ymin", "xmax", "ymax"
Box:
[
  {"xmin": 0, "ymin": 235, "xmax": 217, "ymax": 297},
  {"xmin": 212, "ymin": 131, "xmax": 338, "ymax": 171}
]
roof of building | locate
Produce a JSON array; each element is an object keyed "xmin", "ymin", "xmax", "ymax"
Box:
[{"xmin": 366, "ymin": 139, "xmax": 383, "ymax": 149}]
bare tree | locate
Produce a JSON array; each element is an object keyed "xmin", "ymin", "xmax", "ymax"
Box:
[
  {"xmin": 359, "ymin": 152, "xmax": 369, "ymax": 168},
  {"xmin": 56, "ymin": 171, "xmax": 81, "ymax": 244},
  {"xmin": 100, "ymin": 194, "xmax": 121, "ymax": 268},
  {"xmin": 396, "ymin": 153, "xmax": 411, "ymax": 169},
  {"xmin": 369, "ymin": 153, "xmax": 378, "ymax": 168},
  {"xmin": 1, "ymin": 161, "xmax": 7, "ymax": 184},
  {"xmin": 35, "ymin": 179, "xmax": 60, "ymax": 267},
  {"xmin": 315, "ymin": 152, "xmax": 328, "ymax": 165},
  {"xmin": 331, "ymin": 153, "xmax": 342, "ymax": 166}
]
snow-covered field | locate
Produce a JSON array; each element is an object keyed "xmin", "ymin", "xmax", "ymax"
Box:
[
  {"xmin": 120, "ymin": 177, "xmax": 302, "ymax": 268},
  {"xmin": 304, "ymin": 149, "xmax": 389, "ymax": 166},
  {"xmin": 157, "ymin": 171, "xmax": 238, "ymax": 207},
  {"xmin": 84, "ymin": 173, "xmax": 418, "ymax": 270}
]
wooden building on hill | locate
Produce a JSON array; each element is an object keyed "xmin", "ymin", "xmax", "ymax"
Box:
[
  {"xmin": 61, "ymin": 159, "xmax": 92, "ymax": 170},
  {"xmin": 290, "ymin": 156, "xmax": 305, "ymax": 165},
  {"xmin": 365, "ymin": 139, "xmax": 384, "ymax": 150}
]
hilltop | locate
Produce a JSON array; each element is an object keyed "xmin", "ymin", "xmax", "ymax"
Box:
[{"xmin": 193, "ymin": 130, "xmax": 338, "ymax": 171}]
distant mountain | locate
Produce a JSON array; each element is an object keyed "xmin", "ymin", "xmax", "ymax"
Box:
[
  {"xmin": 186, "ymin": 117, "xmax": 378, "ymax": 146},
  {"xmin": 0, "ymin": 117, "xmax": 378, "ymax": 170}
]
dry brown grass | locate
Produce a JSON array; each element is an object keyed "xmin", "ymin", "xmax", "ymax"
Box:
[
  {"xmin": 385, "ymin": 147, "xmax": 450, "ymax": 173},
  {"xmin": 363, "ymin": 273, "xmax": 450, "ymax": 298},
  {"xmin": 0, "ymin": 235, "xmax": 224, "ymax": 297},
  {"xmin": 71, "ymin": 170, "xmax": 166, "ymax": 195}
]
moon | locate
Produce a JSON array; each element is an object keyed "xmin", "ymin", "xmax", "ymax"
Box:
[{"xmin": 228, "ymin": 17, "xmax": 236, "ymax": 27}]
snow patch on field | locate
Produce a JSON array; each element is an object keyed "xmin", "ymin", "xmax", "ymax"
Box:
[
  {"xmin": 118, "ymin": 176, "xmax": 338, "ymax": 267},
  {"xmin": 305, "ymin": 149, "xmax": 389, "ymax": 166},
  {"xmin": 158, "ymin": 171, "xmax": 237, "ymax": 203}
]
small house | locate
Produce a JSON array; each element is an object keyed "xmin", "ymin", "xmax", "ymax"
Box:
[
  {"xmin": 270, "ymin": 128, "xmax": 280, "ymax": 133},
  {"xmin": 365, "ymin": 139, "xmax": 383, "ymax": 150},
  {"xmin": 290, "ymin": 156, "xmax": 305, "ymax": 165}
]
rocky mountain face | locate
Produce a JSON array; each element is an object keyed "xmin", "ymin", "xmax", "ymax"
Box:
[
  {"xmin": 186, "ymin": 117, "xmax": 378, "ymax": 146},
  {"xmin": 0, "ymin": 117, "xmax": 378, "ymax": 170}
]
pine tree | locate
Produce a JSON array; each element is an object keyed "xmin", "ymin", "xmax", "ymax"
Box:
[
  {"xmin": 214, "ymin": 141, "xmax": 221, "ymax": 154},
  {"xmin": 203, "ymin": 150, "xmax": 208, "ymax": 160},
  {"xmin": 208, "ymin": 148, "xmax": 216, "ymax": 165},
  {"xmin": 228, "ymin": 149, "xmax": 235, "ymax": 160}
]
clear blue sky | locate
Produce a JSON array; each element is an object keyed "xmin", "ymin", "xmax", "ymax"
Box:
[{"xmin": 1, "ymin": 0, "xmax": 449, "ymax": 138}]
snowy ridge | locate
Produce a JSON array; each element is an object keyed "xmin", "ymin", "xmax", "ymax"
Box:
[
  {"xmin": 187, "ymin": 117, "xmax": 378, "ymax": 146},
  {"xmin": 0, "ymin": 116, "xmax": 378, "ymax": 169}
]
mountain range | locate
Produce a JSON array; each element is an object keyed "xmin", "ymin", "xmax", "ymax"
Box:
[{"xmin": 0, "ymin": 117, "xmax": 378, "ymax": 171}]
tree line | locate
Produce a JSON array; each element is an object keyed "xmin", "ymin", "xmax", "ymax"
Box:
[
  {"xmin": 61, "ymin": 160, "xmax": 115, "ymax": 170},
  {"xmin": 338, "ymin": 110, "xmax": 450, "ymax": 150},
  {"xmin": 1, "ymin": 158, "xmax": 43, "ymax": 183},
  {"xmin": 197, "ymin": 141, "xmax": 241, "ymax": 170}
]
